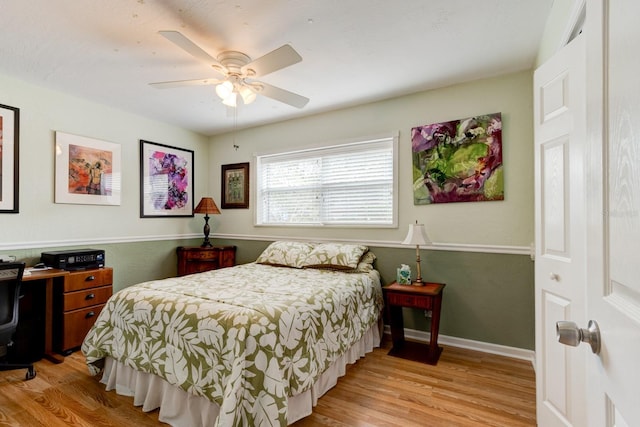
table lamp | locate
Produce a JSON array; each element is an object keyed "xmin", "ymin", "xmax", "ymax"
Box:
[
  {"xmin": 402, "ymin": 221, "xmax": 431, "ymax": 284},
  {"xmin": 194, "ymin": 197, "xmax": 221, "ymax": 247}
]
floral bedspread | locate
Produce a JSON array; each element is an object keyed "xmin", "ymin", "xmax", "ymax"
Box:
[{"xmin": 81, "ymin": 263, "xmax": 383, "ymax": 427}]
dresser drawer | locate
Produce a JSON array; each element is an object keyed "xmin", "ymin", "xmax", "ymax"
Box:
[
  {"xmin": 60, "ymin": 304, "xmax": 105, "ymax": 351},
  {"xmin": 63, "ymin": 285, "xmax": 112, "ymax": 311},
  {"xmin": 64, "ymin": 268, "xmax": 113, "ymax": 292},
  {"xmin": 387, "ymin": 292, "xmax": 433, "ymax": 310}
]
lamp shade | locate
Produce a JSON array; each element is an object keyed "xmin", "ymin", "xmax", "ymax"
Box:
[
  {"xmin": 194, "ymin": 197, "xmax": 221, "ymax": 215},
  {"xmin": 215, "ymin": 81, "xmax": 233, "ymax": 100},
  {"xmin": 402, "ymin": 222, "xmax": 430, "ymax": 246},
  {"xmin": 239, "ymin": 85, "xmax": 257, "ymax": 104},
  {"xmin": 222, "ymin": 92, "xmax": 237, "ymax": 107}
]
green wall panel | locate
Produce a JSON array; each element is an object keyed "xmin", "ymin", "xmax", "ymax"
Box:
[{"xmin": 8, "ymin": 238, "xmax": 534, "ymax": 350}]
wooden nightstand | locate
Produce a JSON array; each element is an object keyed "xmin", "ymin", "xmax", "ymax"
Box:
[
  {"xmin": 176, "ymin": 246, "xmax": 236, "ymax": 276},
  {"xmin": 383, "ymin": 281, "xmax": 446, "ymax": 365}
]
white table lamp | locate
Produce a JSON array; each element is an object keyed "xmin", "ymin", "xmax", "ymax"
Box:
[{"xmin": 402, "ymin": 221, "xmax": 431, "ymax": 284}]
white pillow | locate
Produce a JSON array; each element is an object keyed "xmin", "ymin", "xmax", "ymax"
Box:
[
  {"xmin": 301, "ymin": 243, "xmax": 369, "ymax": 270},
  {"xmin": 256, "ymin": 241, "xmax": 316, "ymax": 268}
]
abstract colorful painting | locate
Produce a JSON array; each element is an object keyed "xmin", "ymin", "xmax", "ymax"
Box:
[
  {"xmin": 140, "ymin": 140, "xmax": 194, "ymax": 217},
  {"xmin": 410, "ymin": 112, "xmax": 503, "ymax": 205},
  {"xmin": 55, "ymin": 131, "xmax": 121, "ymax": 205}
]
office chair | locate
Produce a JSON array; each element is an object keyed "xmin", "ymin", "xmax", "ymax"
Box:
[{"xmin": 0, "ymin": 262, "xmax": 36, "ymax": 380}]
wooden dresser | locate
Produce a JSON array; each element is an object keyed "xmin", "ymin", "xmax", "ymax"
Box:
[
  {"xmin": 176, "ymin": 246, "xmax": 236, "ymax": 276},
  {"xmin": 54, "ymin": 267, "xmax": 113, "ymax": 354}
]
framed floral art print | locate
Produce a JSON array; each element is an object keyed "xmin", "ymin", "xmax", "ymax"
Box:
[
  {"xmin": 140, "ymin": 139, "xmax": 194, "ymax": 217},
  {"xmin": 221, "ymin": 162, "xmax": 249, "ymax": 209}
]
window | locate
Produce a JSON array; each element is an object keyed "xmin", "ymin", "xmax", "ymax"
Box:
[{"xmin": 256, "ymin": 133, "xmax": 397, "ymax": 227}]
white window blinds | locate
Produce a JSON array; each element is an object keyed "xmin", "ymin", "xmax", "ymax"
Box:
[{"xmin": 256, "ymin": 135, "xmax": 397, "ymax": 226}]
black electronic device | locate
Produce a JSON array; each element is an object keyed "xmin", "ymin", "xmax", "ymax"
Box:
[{"xmin": 40, "ymin": 249, "xmax": 105, "ymax": 271}]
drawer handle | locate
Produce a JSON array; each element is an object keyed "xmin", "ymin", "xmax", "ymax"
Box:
[
  {"xmin": 85, "ymin": 293, "xmax": 95, "ymax": 300},
  {"xmin": 85, "ymin": 275, "xmax": 95, "ymax": 281},
  {"xmin": 85, "ymin": 311, "xmax": 96, "ymax": 319}
]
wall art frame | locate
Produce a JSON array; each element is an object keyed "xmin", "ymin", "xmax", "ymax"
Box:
[
  {"xmin": 221, "ymin": 162, "xmax": 249, "ymax": 209},
  {"xmin": 140, "ymin": 139, "xmax": 194, "ymax": 217},
  {"xmin": 55, "ymin": 131, "xmax": 122, "ymax": 205},
  {"xmin": 0, "ymin": 103, "xmax": 19, "ymax": 213},
  {"xmin": 410, "ymin": 112, "xmax": 504, "ymax": 205}
]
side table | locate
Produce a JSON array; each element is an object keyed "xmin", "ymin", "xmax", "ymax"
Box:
[
  {"xmin": 176, "ymin": 245, "xmax": 236, "ymax": 276},
  {"xmin": 382, "ymin": 281, "xmax": 446, "ymax": 365}
]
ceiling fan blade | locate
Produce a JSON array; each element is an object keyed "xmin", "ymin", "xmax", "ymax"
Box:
[
  {"xmin": 257, "ymin": 82, "xmax": 309, "ymax": 108},
  {"xmin": 243, "ymin": 44, "xmax": 302, "ymax": 77},
  {"xmin": 159, "ymin": 31, "xmax": 227, "ymax": 75},
  {"xmin": 149, "ymin": 78, "xmax": 222, "ymax": 89}
]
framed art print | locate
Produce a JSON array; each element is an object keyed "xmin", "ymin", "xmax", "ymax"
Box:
[
  {"xmin": 221, "ymin": 162, "xmax": 249, "ymax": 209},
  {"xmin": 0, "ymin": 103, "xmax": 19, "ymax": 213},
  {"xmin": 55, "ymin": 131, "xmax": 122, "ymax": 205},
  {"xmin": 140, "ymin": 139, "xmax": 194, "ymax": 217},
  {"xmin": 0, "ymin": 104, "xmax": 20, "ymax": 213}
]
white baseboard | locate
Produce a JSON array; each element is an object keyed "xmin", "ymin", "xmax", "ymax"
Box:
[{"xmin": 383, "ymin": 325, "xmax": 536, "ymax": 369}]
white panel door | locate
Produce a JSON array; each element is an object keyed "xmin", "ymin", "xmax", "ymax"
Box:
[
  {"xmin": 585, "ymin": 1, "xmax": 640, "ymax": 425},
  {"xmin": 534, "ymin": 33, "xmax": 587, "ymax": 426}
]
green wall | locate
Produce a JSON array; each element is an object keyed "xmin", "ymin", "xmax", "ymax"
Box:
[
  {"xmin": 7, "ymin": 237, "xmax": 534, "ymax": 351},
  {"xmin": 208, "ymin": 71, "xmax": 535, "ymax": 248}
]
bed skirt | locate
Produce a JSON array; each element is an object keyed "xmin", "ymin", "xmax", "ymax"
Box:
[{"xmin": 100, "ymin": 320, "xmax": 381, "ymax": 426}]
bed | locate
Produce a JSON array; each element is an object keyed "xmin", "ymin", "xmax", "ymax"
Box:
[{"xmin": 81, "ymin": 241, "xmax": 384, "ymax": 427}]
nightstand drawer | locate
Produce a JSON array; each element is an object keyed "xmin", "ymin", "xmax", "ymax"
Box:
[
  {"xmin": 387, "ymin": 292, "xmax": 433, "ymax": 310},
  {"xmin": 176, "ymin": 246, "xmax": 236, "ymax": 276},
  {"xmin": 64, "ymin": 268, "xmax": 113, "ymax": 292},
  {"xmin": 63, "ymin": 285, "xmax": 112, "ymax": 311},
  {"xmin": 185, "ymin": 251, "xmax": 220, "ymax": 261}
]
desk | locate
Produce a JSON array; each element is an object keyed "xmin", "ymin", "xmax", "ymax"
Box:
[
  {"xmin": 22, "ymin": 268, "xmax": 68, "ymax": 364},
  {"xmin": 383, "ymin": 281, "xmax": 446, "ymax": 365}
]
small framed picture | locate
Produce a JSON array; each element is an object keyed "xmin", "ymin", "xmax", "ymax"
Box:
[
  {"xmin": 140, "ymin": 139, "xmax": 194, "ymax": 217},
  {"xmin": 55, "ymin": 131, "xmax": 122, "ymax": 205},
  {"xmin": 0, "ymin": 103, "xmax": 19, "ymax": 213},
  {"xmin": 221, "ymin": 162, "xmax": 249, "ymax": 209}
]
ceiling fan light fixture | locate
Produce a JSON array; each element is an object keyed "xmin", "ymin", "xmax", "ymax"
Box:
[
  {"xmin": 215, "ymin": 80, "xmax": 233, "ymax": 100},
  {"xmin": 154, "ymin": 31, "xmax": 308, "ymax": 109},
  {"xmin": 239, "ymin": 85, "xmax": 257, "ymax": 105},
  {"xmin": 222, "ymin": 92, "xmax": 237, "ymax": 107}
]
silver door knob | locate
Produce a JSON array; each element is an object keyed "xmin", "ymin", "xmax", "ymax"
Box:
[{"xmin": 556, "ymin": 320, "xmax": 601, "ymax": 354}]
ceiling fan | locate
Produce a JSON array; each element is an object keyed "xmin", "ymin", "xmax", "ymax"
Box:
[{"xmin": 150, "ymin": 31, "xmax": 309, "ymax": 109}]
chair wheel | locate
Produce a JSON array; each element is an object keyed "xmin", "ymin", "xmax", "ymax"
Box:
[{"xmin": 25, "ymin": 367, "xmax": 36, "ymax": 381}]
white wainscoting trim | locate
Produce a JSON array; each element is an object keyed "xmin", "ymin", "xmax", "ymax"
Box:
[
  {"xmin": 1, "ymin": 232, "xmax": 532, "ymax": 257},
  {"xmin": 0, "ymin": 233, "xmax": 201, "ymax": 251},
  {"xmin": 384, "ymin": 325, "xmax": 536, "ymax": 369},
  {"xmin": 213, "ymin": 233, "xmax": 533, "ymax": 256}
]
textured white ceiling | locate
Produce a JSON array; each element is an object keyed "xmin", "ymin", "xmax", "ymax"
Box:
[{"xmin": 0, "ymin": 0, "xmax": 553, "ymax": 136}]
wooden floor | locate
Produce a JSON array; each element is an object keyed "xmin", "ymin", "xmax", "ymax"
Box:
[{"xmin": 0, "ymin": 338, "xmax": 536, "ymax": 426}]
